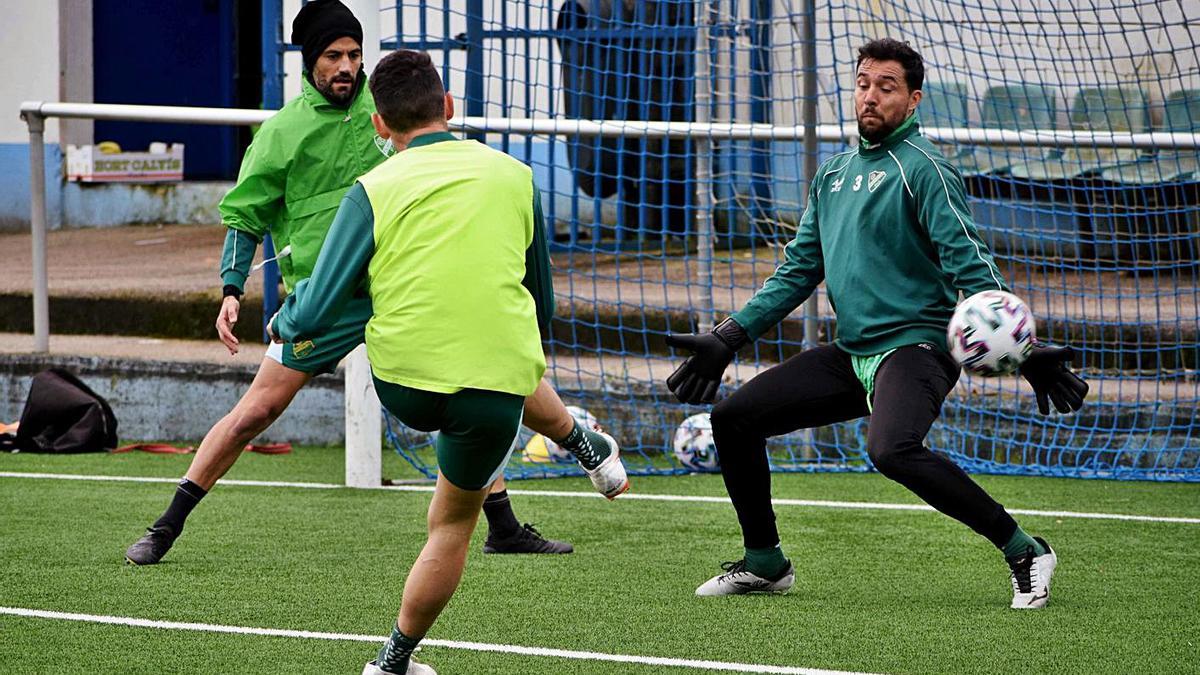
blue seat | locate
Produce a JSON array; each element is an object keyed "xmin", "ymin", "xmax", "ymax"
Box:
[
  {"xmin": 1010, "ymin": 87, "xmax": 1150, "ymax": 181},
  {"xmin": 920, "ymin": 81, "xmax": 970, "ymax": 160},
  {"xmin": 956, "ymin": 84, "xmax": 1058, "ymax": 177},
  {"xmin": 1101, "ymin": 89, "xmax": 1200, "ymax": 184}
]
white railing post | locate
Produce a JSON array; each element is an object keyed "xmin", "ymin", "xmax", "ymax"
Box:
[
  {"xmin": 344, "ymin": 344, "xmax": 382, "ymax": 488},
  {"xmin": 20, "ymin": 107, "xmax": 49, "ymax": 353}
]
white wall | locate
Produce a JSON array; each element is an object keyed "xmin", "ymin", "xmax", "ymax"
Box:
[
  {"xmin": 0, "ymin": 0, "xmax": 61, "ymax": 143},
  {"xmin": 282, "ymin": 0, "xmax": 304, "ymax": 102}
]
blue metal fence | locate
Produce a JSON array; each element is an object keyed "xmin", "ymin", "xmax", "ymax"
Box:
[{"xmin": 262, "ymin": 1, "xmax": 1200, "ymax": 482}]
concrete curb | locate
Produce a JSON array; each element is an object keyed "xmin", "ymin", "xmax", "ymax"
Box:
[{"xmin": 1, "ymin": 353, "xmax": 345, "ymax": 445}]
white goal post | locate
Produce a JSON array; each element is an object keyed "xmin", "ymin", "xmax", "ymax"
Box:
[{"xmin": 19, "ymin": 100, "xmax": 1199, "ymax": 487}]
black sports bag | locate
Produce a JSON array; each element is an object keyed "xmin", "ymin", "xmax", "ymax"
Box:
[{"xmin": 14, "ymin": 368, "xmax": 118, "ymax": 453}]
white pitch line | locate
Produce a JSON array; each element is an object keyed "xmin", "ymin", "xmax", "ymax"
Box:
[
  {"xmin": 2, "ymin": 471, "xmax": 1198, "ymax": 525},
  {"xmin": 0, "ymin": 471, "xmax": 341, "ymax": 489},
  {"xmin": 0, "ymin": 606, "xmax": 878, "ymax": 675}
]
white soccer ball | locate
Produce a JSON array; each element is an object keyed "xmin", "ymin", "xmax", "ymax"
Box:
[
  {"xmin": 522, "ymin": 405, "xmax": 598, "ymax": 463},
  {"xmin": 673, "ymin": 412, "xmax": 719, "ymax": 472},
  {"xmin": 947, "ymin": 290, "xmax": 1036, "ymax": 376}
]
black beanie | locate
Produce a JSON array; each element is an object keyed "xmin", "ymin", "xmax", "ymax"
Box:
[{"xmin": 291, "ymin": 0, "xmax": 363, "ymax": 74}]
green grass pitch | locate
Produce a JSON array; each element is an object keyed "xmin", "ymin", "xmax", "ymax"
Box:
[{"xmin": 1, "ymin": 447, "xmax": 1198, "ymax": 674}]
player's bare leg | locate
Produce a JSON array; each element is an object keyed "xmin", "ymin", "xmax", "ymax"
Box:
[
  {"xmin": 365, "ymin": 474, "xmax": 487, "ymax": 674},
  {"xmin": 185, "ymin": 358, "xmax": 311, "ymax": 489},
  {"xmin": 521, "ymin": 379, "xmax": 573, "ymax": 440},
  {"xmin": 400, "ymin": 474, "xmax": 489, "ymax": 633},
  {"xmin": 490, "ymin": 476, "xmax": 508, "ymax": 494},
  {"xmin": 521, "ymin": 379, "xmax": 629, "ymax": 499},
  {"xmin": 124, "ymin": 358, "xmax": 311, "ymax": 564}
]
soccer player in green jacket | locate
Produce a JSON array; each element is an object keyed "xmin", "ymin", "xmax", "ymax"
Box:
[
  {"xmin": 269, "ymin": 49, "xmax": 562, "ymax": 675},
  {"xmin": 125, "ymin": 0, "xmax": 627, "ymax": 568},
  {"xmin": 665, "ymin": 39, "xmax": 1088, "ymax": 609}
]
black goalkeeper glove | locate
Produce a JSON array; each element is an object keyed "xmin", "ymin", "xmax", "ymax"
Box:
[
  {"xmin": 664, "ymin": 318, "xmax": 750, "ymax": 405},
  {"xmin": 1019, "ymin": 344, "xmax": 1089, "ymax": 414}
]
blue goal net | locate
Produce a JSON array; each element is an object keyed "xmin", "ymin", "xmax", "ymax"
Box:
[{"xmin": 371, "ymin": 1, "xmax": 1199, "ymax": 482}]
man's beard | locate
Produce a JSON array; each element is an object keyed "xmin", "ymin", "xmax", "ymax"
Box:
[
  {"xmin": 317, "ymin": 74, "xmax": 356, "ymax": 104},
  {"xmin": 857, "ymin": 116, "xmax": 899, "ymax": 144}
]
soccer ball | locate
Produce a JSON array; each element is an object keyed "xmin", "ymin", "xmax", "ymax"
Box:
[
  {"xmin": 522, "ymin": 405, "xmax": 598, "ymax": 463},
  {"xmin": 673, "ymin": 413, "xmax": 719, "ymax": 472},
  {"xmin": 947, "ymin": 290, "xmax": 1036, "ymax": 376}
]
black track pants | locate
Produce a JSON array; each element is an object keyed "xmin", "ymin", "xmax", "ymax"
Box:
[{"xmin": 710, "ymin": 343, "xmax": 1018, "ymax": 550}]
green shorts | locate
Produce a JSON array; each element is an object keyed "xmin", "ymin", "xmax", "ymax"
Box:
[
  {"xmin": 266, "ymin": 296, "xmax": 372, "ymax": 375},
  {"xmin": 372, "ymin": 377, "xmax": 524, "ymax": 491}
]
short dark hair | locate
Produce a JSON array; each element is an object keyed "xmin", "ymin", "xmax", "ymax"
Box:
[
  {"xmin": 856, "ymin": 38, "xmax": 924, "ymax": 93},
  {"xmin": 369, "ymin": 50, "xmax": 446, "ymax": 133}
]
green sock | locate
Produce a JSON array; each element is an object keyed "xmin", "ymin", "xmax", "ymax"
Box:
[
  {"xmin": 377, "ymin": 623, "xmax": 420, "ymax": 674},
  {"xmin": 554, "ymin": 422, "xmax": 609, "ymax": 471},
  {"xmin": 1002, "ymin": 527, "xmax": 1046, "ymax": 559},
  {"xmin": 744, "ymin": 545, "xmax": 789, "ymax": 578}
]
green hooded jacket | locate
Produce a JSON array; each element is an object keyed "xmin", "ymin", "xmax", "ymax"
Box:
[{"xmin": 219, "ymin": 73, "xmax": 385, "ymax": 293}]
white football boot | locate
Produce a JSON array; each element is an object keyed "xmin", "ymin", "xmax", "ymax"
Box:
[
  {"xmin": 362, "ymin": 659, "xmax": 435, "ymax": 675},
  {"xmin": 582, "ymin": 429, "xmax": 630, "ymax": 500},
  {"xmin": 1007, "ymin": 536, "xmax": 1057, "ymax": 609},
  {"xmin": 695, "ymin": 559, "xmax": 795, "ymax": 596}
]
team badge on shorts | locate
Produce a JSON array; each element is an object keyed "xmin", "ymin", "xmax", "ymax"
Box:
[
  {"xmin": 291, "ymin": 340, "xmax": 315, "ymax": 359},
  {"xmin": 868, "ymin": 170, "xmax": 887, "ymax": 192}
]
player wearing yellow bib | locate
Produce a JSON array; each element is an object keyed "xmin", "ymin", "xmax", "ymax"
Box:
[{"xmin": 269, "ymin": 50, "xmax": 583, "ymax": 675}]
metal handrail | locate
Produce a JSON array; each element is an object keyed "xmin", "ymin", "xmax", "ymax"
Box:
[
  {"xmin": 18, "ymin": 99, "xmax": 1200, "ymax": 352},
  {"xmin": 22, "ymin": 101, "xmax": 1200, "ymax": 148}
]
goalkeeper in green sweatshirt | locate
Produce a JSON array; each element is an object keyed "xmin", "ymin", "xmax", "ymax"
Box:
[{"xmin": 665, "ymin": 39, "xmax": 1088, "ymax": 609}]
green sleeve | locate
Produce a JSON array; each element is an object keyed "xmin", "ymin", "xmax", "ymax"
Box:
[
  {"xmin": 272, "ymin": 182, "xmax": 374, "ymax": 342},
  {"xmin": 218, "ymin": 127, "xmax": 285, "ymax": 240},
  {"xmin": 731, "ymin": 176, "xmax": 825, "ymax": 340},
  {"xmin": 219, "ymin": 228, "xmax": 261, "ymax": 293},
  {"xmin": 522, "ymin": 182, "xmax": 555, "ymax": 331},
  {"xmin": 913, "ymin": 157, "xmax": 1009, "ymax": 295}
]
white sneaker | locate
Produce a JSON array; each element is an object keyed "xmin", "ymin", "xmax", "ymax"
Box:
[
  {"xmin": 1008, "ymin": 537, "xmax": 1057, "ymax": 609},
  {"xmin": 583, "ymin": 430, "xmax": 629, "ymax": 500},
  {"xmin": 695, "ymin": 559, "xmax": 795, "ymax": 596},
  {"xmin": 362, "ymin": 659, "xmax": 436, "ymax": 675}
]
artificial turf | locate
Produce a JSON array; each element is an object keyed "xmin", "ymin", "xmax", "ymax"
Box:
[{"xmin": 1, "ymin": 448, "xmax": 1197, "ymax": 674}]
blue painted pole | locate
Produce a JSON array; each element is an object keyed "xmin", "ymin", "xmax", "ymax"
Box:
[
  {"xmin": 749, "ymin": 0, "xmax": 773, "ymax": 224},
  {"xmin": 260, "ymin": 0, "xmax": 285, "ymax": 341},
  {"xmin": 465, "ymin": 0, "xmax": 485, "ymax": 142}
]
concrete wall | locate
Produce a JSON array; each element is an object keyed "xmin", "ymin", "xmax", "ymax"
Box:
[
  {"xmin": 0, "ymin": 144, "xmax": 63, "ymax": 231},
  {"xmin": 61, "ymin": 182, "xmax": 234, "ymax": 228},
  {"xmin": 1, "ymin": 355, "xmax": 346, "ymax": 446}
]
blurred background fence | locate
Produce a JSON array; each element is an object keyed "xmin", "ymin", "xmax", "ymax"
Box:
[{"xmin": 266, "ymin": 0, "xmax": 1199, "ymax": 481}]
